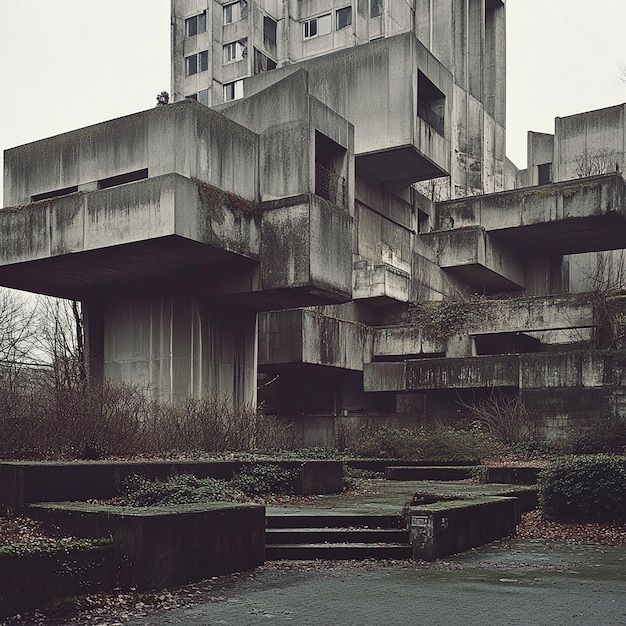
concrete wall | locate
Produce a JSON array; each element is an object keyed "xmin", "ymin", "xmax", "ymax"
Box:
[
  {"xmin": 100, "ymin": 294, "xmax": 257, "ymax": 405},
  {"xmin": 3, "ymin": 101, "xmax": 259, "ymax": 207}
]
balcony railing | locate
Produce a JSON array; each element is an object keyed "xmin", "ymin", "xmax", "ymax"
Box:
[
  {"xmin": 418, "ymin": 102, "xmax": 445, "ymax": 136},
  {"xmin": 315, "ymin": 162, "xmax": 346, "ymax": 208}
]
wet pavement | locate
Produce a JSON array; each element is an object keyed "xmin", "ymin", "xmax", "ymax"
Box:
[{"xmin": 65, "ymin": 540, "xmax": 625, "ymax": 626}]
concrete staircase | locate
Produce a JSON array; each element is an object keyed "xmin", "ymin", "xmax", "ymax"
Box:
[{"xmin": 265, "ymin": 513, "xmax": 412, "ymax": 560}]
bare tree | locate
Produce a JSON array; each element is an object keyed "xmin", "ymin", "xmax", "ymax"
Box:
[
  {"xmin": 34, "ymin": 296, "xmax": 85, "ymax": 390},
  {"xmin": 574, "ymin": 148, "xmax": 616, "ymax": 178}
]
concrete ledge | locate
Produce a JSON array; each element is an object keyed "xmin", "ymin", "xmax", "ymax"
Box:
[
  {"xmin": 345, "ymin": 459, "xmax": 478, "ymax": 472},
  {"xmin": 0, "ymin": 460, "xmax": 343, "ymax": 515},
  {"xmin": 485, "ymin": 467, "xmax": 539, "ymax": 485},
  {"xmin": 385, "ymin": 466, "xmax": 475, "ymax": 481},
  {"xmin": 0, "ymin": 542, "xmax": 116, "ymax": 619},
  {"xmin": 408, "ymin": 496, "xmax": 520, "ymax": 561},
  {"xmin": 28, "ymin": 502, "xmax": 265, "ymax": 591}
]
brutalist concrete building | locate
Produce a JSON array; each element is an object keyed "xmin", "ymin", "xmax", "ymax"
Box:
[{"xmin": 1, "ymin": 0, "xmax": 625, "ymax": 445}]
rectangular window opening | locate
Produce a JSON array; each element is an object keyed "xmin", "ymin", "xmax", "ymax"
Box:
[
  {"xmin": 224, "ymin": 0, "xmax": 248, "ymax": 24},
  {"xmin": 538, "ymin": 163, "xmax": 553, "ymax": 185},
  {"xmin": 98, "ymin": 169, "xmax": 149, "ymax": 190},
  {"xmin": 315, "ymin": 131, "xmax": 347, "ymax": 208},
  {"xmin": 185, "ymin": 11, "xmax": 207, "ymax": 37},
  {"xmin": 336, "ymin": 6, "xmax": 352, "ymax": 30},
  {"xmin": 418, "ymin": 71, "xmax": 446, "ymax": 136},
  {"xmin": 31, "ymin": 186, "xmax": 79, "ymax": 202},
  {"xmin": 223, "ymin": 39, "xmax": 247, "ymax": 63},
  {"xmin": 254, "ymin": 47, "xmax": 277, "ymax": 74},
  {"xmin": 223, "ymin": 80, "xmax": 244, "ymax": 102},
  {"xmin": 263, "ymin": 16, "xmax": 277, "ymax": 55},
  {"xmin": 303, "ymin": 14, "xmax": 331, "ymax": 39},
  {"xmin": 370, "ymin": 0, "xmax": 383, "ymax": 18}
]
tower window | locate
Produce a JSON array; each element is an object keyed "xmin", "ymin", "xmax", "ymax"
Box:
[
  {"xmin": 223, "ymin": 39, "xmax": 247, "ymax": 63},
  {"xmin": 186, "ymin": 50, "xmax": 209, "ymax": 76},
  {"xmin": 336, "ymin": 6, "xmax": 352, "ymax": 30},
  {"xmin": 224, "ymin": 79, "xmax": 244, "ymax": 102},
  {"xmin": 370, "ymin": 0, "xmax": 383, "ymax": 17},
  {"xmin": 185, "ymin": 11, "xmax": 207, "ymax": 37},
  {"xmin": 224, "ymin": 0, "xmax": 248, "ymax": 24},
  {"xmin": 538, "ymin": 163, "xmax": 553, "ymax": 185},
  {"xmin": 303, "ymin": 14, "xmax": 332, "ymax": 39}
]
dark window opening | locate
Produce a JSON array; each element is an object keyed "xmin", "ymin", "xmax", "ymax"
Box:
[
  {"xmin": 370, "ymin": 0, "xmax": 383, "ymax": 17},
  {"xmin": 254, "ymin": 47, "xmax": 277, "ymax": 74},
  {"xmin": 186, "ymin": 50, "xmax": 208, "ymax": 76},
  {"xmin": 31, "ymin": 186, "xmax": 79, "ymax": 202},
  {"xmin": 185, "ymin": 11, "xmax": 207, "ymax": 37},
  {"xmin": 98, "ymin": 169, "xmax": 148, "ymax": 190},
  {"xmin": 315, "ymin": 131, "xmax": 347, "ymax": 208},
  {"xmin": 263, "ymin": 16, "xmax": 277, "ymax": 56},
  {"xmin": 538, "ymin": 162, "xmax": 553, "ymax": 185},
  {"xmin": 336, "ymin": 6, "xmax": 352, "ymax": 30},
  {"xmin": 418, "ymin": 71, "xmax": 445, "ymax": 136},
  {"xmin": 474, "ymin": 332, "xmax": 541, "ymax": 356}
]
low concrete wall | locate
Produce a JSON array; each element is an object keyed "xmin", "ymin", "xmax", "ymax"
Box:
[
  {"xmin": 0, "ymin": 543, "xmax": 116, "ymax": 619},
  {"xmin": 29, "ymin": 502, "xmax": 265, "ymax": 591},
  {"xmin": 408, "ymin": 497, "xmax": 520, "ymax": 561},
  {"xmin": 385, "ymin": 466, "xmax": 475, "ymax": 481},
  {"xmin": 0, "ymin": 460, "xmax": 343, "ymax": 515},
  {"xmin": 485, "ymin": 467, "xmax": 539, "ymax": 485}
]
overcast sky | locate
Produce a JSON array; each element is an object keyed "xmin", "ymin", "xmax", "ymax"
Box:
[{"xmin": 1, "ymin": 0, "xmax": 625, "ymax": 204}]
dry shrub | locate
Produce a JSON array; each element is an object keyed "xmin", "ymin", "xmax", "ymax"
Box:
[
  {"xmin": 0, "ymin": 381, "xmax": 291, "ymax": 460},
  {"xmin": 457, "ymin": 389, "xmax": 536, "ymax": 446}
]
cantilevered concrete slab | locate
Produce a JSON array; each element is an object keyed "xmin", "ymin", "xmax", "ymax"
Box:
[
  {"xmin": 364, "ymin": 350, "xmax": 614, "ymax": 392},
  {"xmin": 436, "ymin": 173, "xmax": 626, "ymax": 254}
]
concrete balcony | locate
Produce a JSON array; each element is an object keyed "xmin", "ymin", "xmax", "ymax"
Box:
[
  {"xmin": 420, "ymin": 227, "xmax": 525, "ymax": 293},
  {"xmin": 436, "ymin": 173, "xmax": 626, "ymax": 254},
  {"xmin": 353, "ymin": 260, "xmax": 410, "ymax": 303},
  {"xmin": 258, "ymin": 309, "xmax": 372, "ymax": 371},
  {"xmin": 364, "ymin": 350, "xmax": 614, "ymax": 392},
  {"xmin": 0, "ymin": 174, "xmax": 259, "ymax": 300}
]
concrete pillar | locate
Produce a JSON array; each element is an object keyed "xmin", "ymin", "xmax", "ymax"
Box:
[{"xmin": 101, "ymin": 292, "xmax": 257, "ymax": 408}]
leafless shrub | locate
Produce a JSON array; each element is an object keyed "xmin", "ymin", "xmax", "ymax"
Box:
[
  {"xmin": 573, "ymin": 148, "xmax": 615, "ymax": 178},
  {"xmin": 457, "ymin": 389, "xmax": 536, "ymax": 446}
]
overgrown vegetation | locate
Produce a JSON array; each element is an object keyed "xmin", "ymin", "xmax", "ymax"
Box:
[
  {"xmin": 0, "ymin": 383, "xmax": 292, "ymax": 460},
  {"xmin": 342, "ymin": 424, "xmax": 489, "ymax": 462},
  {"xmin": 457, "ymin": 390, "xmax": 537, "ymax": 446},
  {"xmin": 407, "ymin": 295, "xmax": 504, "ymax": 339},
  {"xmin": 117, "ymin": 466, "xmax": 299, "ymax": 507},
  {"xmin": 538, "ymin": 455, "xmax": 626, "ymax": 522}
]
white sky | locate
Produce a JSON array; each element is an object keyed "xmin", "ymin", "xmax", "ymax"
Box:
[{"xmin": 0, "ymin": 0, "xmax": 625, "ymax": 203}]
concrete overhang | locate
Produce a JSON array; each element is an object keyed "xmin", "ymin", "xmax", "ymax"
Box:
[
  {"xmin": 421, "ymin": 227, "xmax": 525, "ymax": 293},
  {"xmin": 364, "ymin": 350, "xmax": 612, "ymax": 392},
  {"xmin": 258, "ymin": 309, "xmax": 372, "ymax": 371},
  {"xmin": 436, "ymin": 173, "xmax": 626, "ymax": 254},
  {"xmin": 0, "ymin": 174, "xmax": 260, "ymax": 300},
  {"xmin": 240, "ymin": 33, "xmax": 452, "ymax": 185},
  {"xmin": 353, "ymin": 260, "xmax": 410, "ymax": 304}
]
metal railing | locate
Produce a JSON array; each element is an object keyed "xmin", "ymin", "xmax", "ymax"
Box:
[
  {"xmin": 315, "ymin": 162, "xmax": 346, "ymax": 208},
  {"xmin": 418, "ymin": 102, "xmax": 445, "ymax": 136}
]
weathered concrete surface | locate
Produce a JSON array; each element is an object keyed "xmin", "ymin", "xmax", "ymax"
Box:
[
  {"xmin": 29, "ymin": 502, "xmax": 265, "ymax": 591},
  {"xmin": 364, "ymin": 350, "xmax": 620, "ymax": 392},
  {"xmin": 4, "ymin": 100, "xmax": 259, "ymax": 207},
  {"xmin": 408, "ymin": 497, "xmax": 520, "ymax": 561},
  {"xmin": 421, "ymin": 227, "xmax": 525, "ymax": 292},
  {"xmin": 0, "ymin": 174, "xmax": 259, "ymax": 300},
  {"xmin": 437, "ymin": 173, "xmax": 626, "ymax": 254},
  {"xmin": 258, "ymin": 309, "xmax": 372, "ymax": 371},
  {"xmin": 352, "ymin": 260, "xmax": 410, "ymax": 303},
  {"xmin": 0, "ymin": 460, "xmax": 344, "ymax": 515},
  {"xmin": 0, "ymin": 542, "xmax": 116, "ymax": 620}
]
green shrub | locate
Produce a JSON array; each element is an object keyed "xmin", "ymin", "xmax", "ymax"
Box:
[
  {"xmin": 538, "ymin": 454, "xmax": 626, "ymax": 522},
  {"xmin": 119, "ymin": 474, "xmax": 246, "ymax": 507},
  {"xmin": 230, "ymin": 464, "xmax": 299, "ymax": 496}
]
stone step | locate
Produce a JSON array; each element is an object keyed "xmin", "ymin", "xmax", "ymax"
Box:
[
  {"xmin": 266, "ymin": 527, "xmax": 409, "ymax": 544},
  {"xmin": 266, "ymin": 513, "xmax": 403, "ymax": 529},
  {"xmin": 265, "ymin": 543, "xmax": 413, "ymax": 561}
]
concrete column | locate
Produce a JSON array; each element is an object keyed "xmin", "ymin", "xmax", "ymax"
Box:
[
  {"xmin": 83, "ymin": 299, "xmax": 104, "ymax": 382},
  {"xmin": 101, "ymin": 292, "xmax": 257, "ymax": 408}
]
